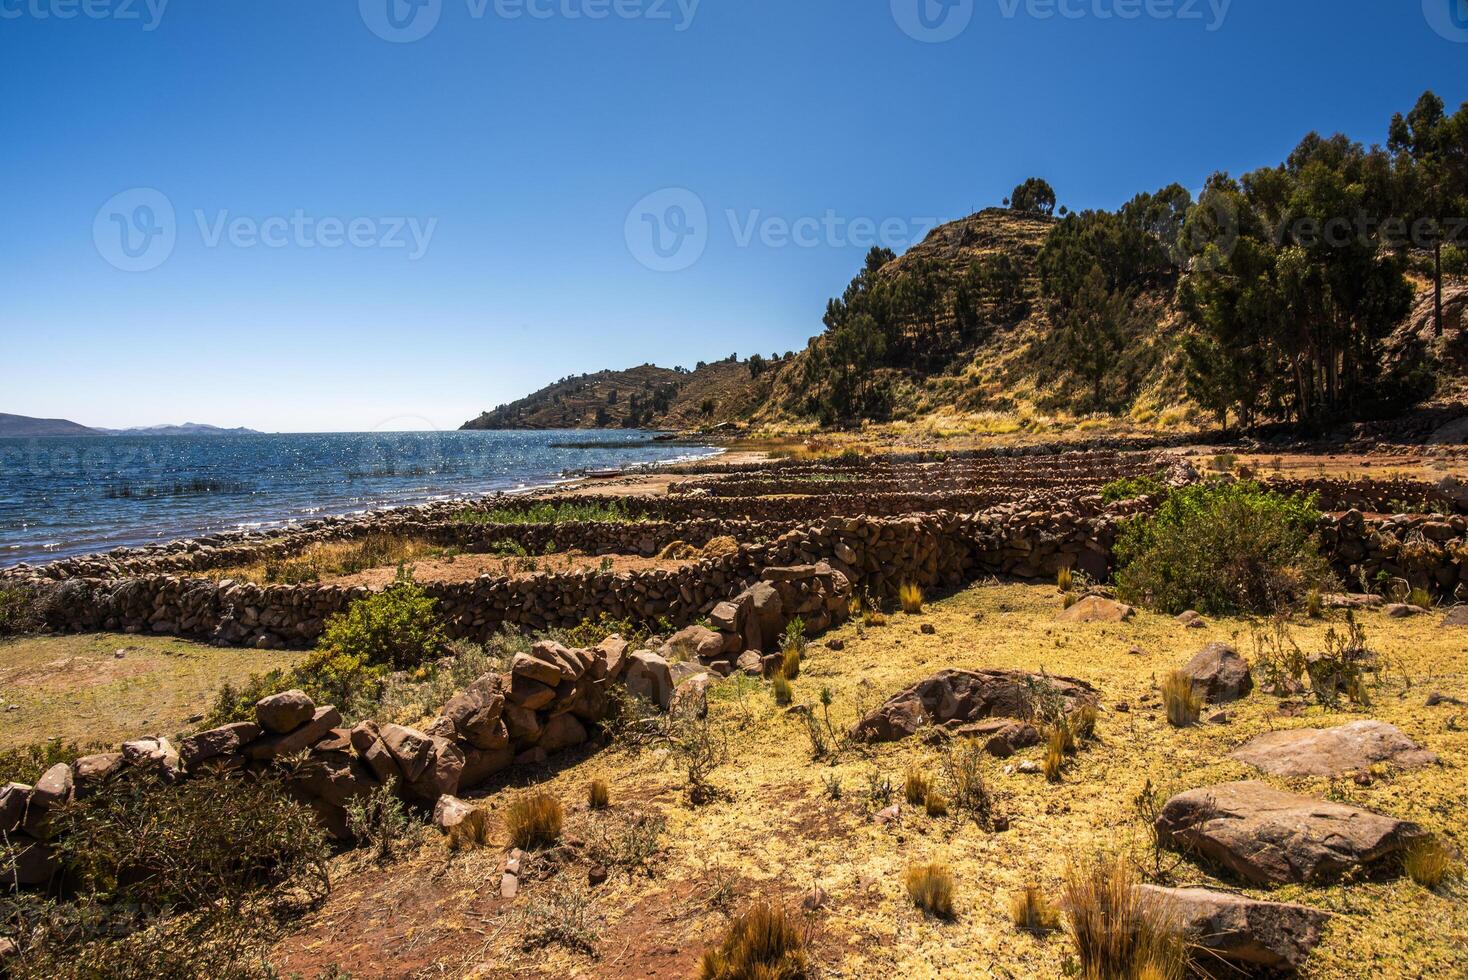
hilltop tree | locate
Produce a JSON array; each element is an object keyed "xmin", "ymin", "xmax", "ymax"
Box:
[
  {"xmin": 1057, "ymin": 263, "xmax": 1134, "ymax": 409},
  {"xmin": 1007, "ymin": 178, "xmax": 1057, "ymax": 217}
]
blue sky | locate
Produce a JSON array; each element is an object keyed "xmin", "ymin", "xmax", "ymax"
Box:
[{"xmin": 1, "ymin": 0, "xmax": 1463, "ymax": 432}]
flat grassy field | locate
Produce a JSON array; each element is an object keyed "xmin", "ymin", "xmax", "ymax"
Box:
[
  {"xmin": 270, "ymin": 582, "xmax": 1468, "ymax": 979},
  {"xmin": 0, "ymin": 633, "xmax": 300, "ymax": 751}
]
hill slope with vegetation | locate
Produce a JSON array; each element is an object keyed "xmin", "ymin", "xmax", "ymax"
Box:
[{"xmin": 467, "ymin": 90, "xmax": 1468, "ymax": 436}]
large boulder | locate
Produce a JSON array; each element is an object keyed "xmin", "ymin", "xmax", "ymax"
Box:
[
  {"xmin": 539, "ymin": 713, "xmax": 589, "ymax": 753},
  {"xmin": 1156, "ymin": 781, "xmax": 1426, "ymax": 885},
  {"xmin": 378, "ymin": 723, "xmax": 436, "ymax": 783},
  {"xmin": 851, "ymin": 669, "xmax": 1098, "ymax": 743},
  {"xmin": 179, "ymin": 721, "xmax": 262, "ymax": 768},
  {"xmin": 246, "ymin": 707, "xmax": 342, "ymax": 761},
  {"xmin": 441, "ymin": 681, "xmax": 509, "ymax": 750},
  {"xmin": 511, "ymin": 652, "xmax": 563, "ymax": 688},
  {"xmin": 1179, "ymin": 642, "xmax": 1254, "ymax": 703},
  {"xmin": 1055, "ymin": 596, "xmax": 1135, "ymax": 623},
  {"xmin": 405, "ymin": 737, "xmax": 464, "ymax": 801},
  {"xmin": 255, "ymin": 690, "xmax": 317, "ymax": 734},
  {"xmin": 1231, "ymin": 721, "xmax": 1439, "ymax": 777},
  {"xmin": 1140, "ymin": 886, "xmax": 1329, "ymax": 972},
  {"xmin": 624, "ymin": 651, "xmax": 675, "ymax": 710},
  {"xmin": 661, "ymin": 625, "xmax": 726, "ymax": 663}
]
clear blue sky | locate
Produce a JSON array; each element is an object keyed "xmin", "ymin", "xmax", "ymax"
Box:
[{"xmin": 1, "ymin": 0, "xmax": 1462, "ymax": 432}]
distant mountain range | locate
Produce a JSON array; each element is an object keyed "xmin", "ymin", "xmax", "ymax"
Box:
[{"xmin": 0, "ymin": 414, "xmax": 261, "ymax": 438}]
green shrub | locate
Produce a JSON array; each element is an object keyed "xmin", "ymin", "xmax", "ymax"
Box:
[
  {"xmin": 0, "ymin": 586, "xmax": 44, "ymax": 636},
  {"xmin": 455, "ymin": 501, "xmax": 639, "ymax": 525},
  {"xmin": 1099, "ymin": 472, "xmax": 1167, "ymax": 503},
  {"xmin": 317, "ymin": 572, "xmax": 445, "ymax": 671},
  {"xmin": 0, "ymin": 740, "xmax": 98, "ymax": 786},
  {"xmin": 8, "ymin": 769, "xmax": 329, "ymax": 978},
  {"xmin": 1115, "ymin": 481, "xmax": 1333, "ymax": 615}
]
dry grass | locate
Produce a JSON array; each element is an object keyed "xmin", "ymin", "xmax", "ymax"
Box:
[
  {"xmin": 211, "ymin": 534, "xmax": 449, "ymax": 585},
  {"xmin": 772, "ymin": 674, "xmax": 793, "ymax": 706},
  {"xmin": 781, "ymin": 646, "xmax": 802, "ymax": 681},
  {"xmin": 899, "ymin": 582, "xmax": 925, "ymax": 615},
  {"xmin": 587, "ymin": 778, "xmax": 610, "ymax": 811},
  {"xmin": 1161, "ymin": 671, "xmax": 1201, "ymax": 727},
  {"xmin": 1009, "ymin": 884, "xmax": 1061, "ymax": 934},
  {"xmin": 1063, "ymin": 851, "xmax": 1186, "ymax": 980},
  {"xmin": 505, "ymin": 793, "xmax": 563, "ymax": 851},
  {"xmin": 1057, "ymin": 567, "xmax": 1075, "ymax": 593},
  {"xmin": 1405, "ymin": 837, "xmax": 1462, "ymax": 890},
  {"xmin": 446, "ymin": 807, "xmax": 491, "ymax": 851},
  {"xmin": 1043, "ymin": 725, "xmax": 1066, "ymax": 782},
  {"xmin": 924, "ymin": 792, "xmax": 949, "ymax": 818},
  {"xmin": 699, "ymin": 901, "xmax": 809, "ymax": 979},
  {"xmin": 1069, "ymin": 704, "xmax": 1098, "ymax": 742},
  {"xmin": 905, "ymin": 767, "xmax": 932, "ymax": 806},
  {"xmin": 905, "ymin": 863, "xmax": 956, "ymax": 919}
]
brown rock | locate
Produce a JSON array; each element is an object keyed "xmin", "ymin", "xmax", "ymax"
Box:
[
  {"xmin": 1055, "ymin": 596, "xmax": 1135, "ymax": 623},
  {"xmin": 540, "ymin": 713, "xmax": 589, "ymax": 753},
  {"xmin": 0, "ymin": 783, "xmax": 32, "ymax": 833},
  {"xmin": 31, "ymin": 764, "xmax": 73, "ymax": 809},
  {"xmin": 72, "ymin": 752, "xmax": 125, "ymax": 792},
  {"xmin": 255, "ymin": 689, "xmax": 317, "ymax": 734},
  {"xmin": 508, "ymin": 673, "xmax": 557, "ymax": 710},
  {"xmin": 1442, "ymin": 606, "xmax": 1468, "ymax": 627},
  {"xmin": 1156, "ymin": 780, "xmax": 1426, "ymax": 885},
  {"xmin": 432, "ymin": 794, "xmax": 481, "ymax": 833},
  {"xmin": 851, "ymin": 669, "xmax": 1097, "ymax": 743},
  {"xmin": 1230, "ymin": 721, "xmax": 1439, "ymax": 777},
  {"xmin": 671, "ymin": 673, "xmax": 713, "ymax": 718},
  {"xmin": 406, "ymin": 737, "xmax": 464, "ymax": 801},
  {"xmin": 661, "ymin": 625, "xmax": 725, "ymax": 663},
  {"xmin": 179, "ymin": 721, "xmax": 262, "ymax": 768},
  {"xmin": 8, "ymin": 835, "xmax": 57, "ymax": 887},
  {"xmin": 1140, "ymin": 886, "xmax": 1328, "ymax": 971},
  {"xmin": 246, "ymin": 707, "xmax": 342, "ymax": 761},
  {"xmin": 624, "ymin": 651, "xmax": 675, "ymax": 710},
  {"xmin": 295, "ymin": 750, "xmax": 376, "ymax": 807},
  {"xmin": 594, "ymin": 635, "xmax": 630, "ymax": 680},
  {"xmin": 1180, "ymin": 642, "xmax": 1253, "ymax": 703},
  {"xmin": 377, "ymin": 723, "xmax": 436, "ymax": 782},
  {"xmin": 503, "ymin": 703, "xmax": 545, "ymax": 744},
  {"xmin": 511, "ymin": 652, "xmax": 563, "ymax": 688},
  {"xmin": 460, "ymin": 745, "xmax": 514, "ymax": 787}
]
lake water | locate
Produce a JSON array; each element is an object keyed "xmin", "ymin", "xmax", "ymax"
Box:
[{"xmin": 0, "ymin": 430, "xmax": 717, "ymax": 566}]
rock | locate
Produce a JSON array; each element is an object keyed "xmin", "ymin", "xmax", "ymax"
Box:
[
  {"xmin": 1385, "ymin": 603, "xmax": 1423, "ymax": 618},
  {"xmin": 406, "ymin": 737, "xmax": 464, "ymax": 801},
  {"xmin": 8, "ymin": 835, "xmax": 57, "ymax": 887},
  {"xmin": 746, "ymin": 581, "xmax": 784, "ymax": 649},
  {"xmin": 255, "ymin": 689, "xmax": 316, "ymax": 734},
  {"xmin": 432, "ymin": 794, "xmax": 480, "ymax": 833},
  {"xmin": 594, "ymin": 635, "xmax": 630, "ymax": 680},
  {"xmin": 1323, "ymin": 593, "xmax": 1384, "ymax": 610},
  {"xmin": 668, "ymin": 660, "xmax": 707, "ymax": 685},
  {"xmin": 1180, "ymin": 642, "xmax": 1253, "ymax": 703},
  {"xmin": 460, "ymin": 745, "xmax": 514, "ymax": 787},
  {"xmin": 1175, "ymin": 610, "xmax": 1207, "ymax": 629},
  {"xmin": 671, "ymin": 673, "xmax": 713, "ymax": 718},
  {"xmin": 1230, "ymin": 721, "xmax": 1439, "ymax": 777},
  {"xmin": 539, "ymin": 713, "xmax": 589, "ymax": 753},
  {"xmin": 851, "ymin": 669, "xmax": 1097, "ymax": 743},
  {"xmin": 1055, "ymin": 596, "xmax": 1135, "ymax": 623},
  {"xmin": 1205, "ymin": 710, "xmax": 1230, "ymax": 725},
  {"xmin": 441, "ymin": 683, "xmax": 507, "ymax": 749},
  {"xmin": 246, "ymin": 707, "xmax": 341, "ymax": 761},
  {"xmin": 503, "ymin": 703, "xmax": 544, "ymax": 743},
  {"xmin": 1442, "ymin": 606, "xmax": 1468, "ymax": 627},
  {"xmin": 1156, "ymin": 780, "xmax": 1426, "ymax": 885},
  {"xmin": 1426, "ymin": 691, "xmax": 1466, "ymax": 707},
  {"xmin": 736, "ymin": 650, "xmax": 764, "ymax": 676},
  {"xmin": 1016, "ymin": 760, "xmax": 1041, "ymax": 775},
  {"xmin": 624, "ymin": 651, "xmax": 675, "ymax": 710},
  {"xmin": 511, "ymin": 652, "xmax": 564, "ymax": 688},
  {"xmin": 919, "ymin": 623, "xmax": 936, "ymax": 635},
  {"xmin": 825, "ymin": 638, "xmax": 845, "ymax": 651},
  {"xmin": 873, "ymin": 805, "xmax": 901, "ymax": 826},
  {"xmin": 508, "ymin": 673, "xmax": 557, "ymax": 710},
  {"xmin": 661, "ymin": 625, "xmax": 725, "ymax": 663},
  {"xmin": 377, "ymin": 724, "xmax": 436, "ymax": 782},
  {"xmin": 0, "ymin": 783, "xmax": 32, "ymax": 833},
  {"xmin": 121, "ymin": 735, "xmax": 184, "ymax": 777},
  {"xmin": 179, "ymin": 721, "xmax": 262, "ymax": 768},
  {"xmin": 295, "ymin": 751, "xmax": 375, "ymax": 807},
  {"xmin": 31, "ymin": 764, "xmax": 73, "ymax": 808},
  {"xmin": 1140, "ymin": 886, "xmax": 1328, "ymax": 972},
  {"xmin": 72, "ymin": 752, "xmax": 125, "ymax": 792}
]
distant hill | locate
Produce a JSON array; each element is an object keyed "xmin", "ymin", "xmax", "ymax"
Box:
[
  {"xmin": 103, "ymin": 423, "xmax": 262, "ymax": 436},
  {"xmin": 0, "ymin": 413, "xmax": 105, "ymax": 438},
  {"xmin": 461, "ymin": 357, "xmax": 791, "ymax": 431}
]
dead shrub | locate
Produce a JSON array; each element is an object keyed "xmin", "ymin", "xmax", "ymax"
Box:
[
  {"xmin": 1062, "ymin": 851, "xmax": 1186, "ymax": 980},
  {"xmin": 586, "ymin": 809, "xmax": 665, "ymax": 876},
  {"xmin": 345, "ymin": 777, "xmax": 414, "ymax": 863},
  {"xmin": 941, "ymin": 738, "xmax": 993, "ymax": 828},
  {"xmin": 1161, "ymin": 672, "xmax": 1201, "ymax": 727},
  {"xmin": 505, "ymin": 793, "xmax": 563, "ymax": 851},
  {"xmin": 520, "ymin": 878, "xmax": 599, "ymax": 954},
  {"xmin": 904, "ymin": 863, "xmax": 956, "ymax": 919},
  {"xmin": 699, "ymin": 901, "xmax": 809, "ymax": 979},
  {"xmin": 1009, "ymin": 884, "xmax": 1060, "ymax": 934}
]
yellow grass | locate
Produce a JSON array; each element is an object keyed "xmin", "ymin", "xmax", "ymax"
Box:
[
  {"xmin": 1009, "ymin": 884, "xmax": 1060, "ymax": 934},
  {"xmin": 1161, "ymin": 670, "xmax": 1202, "ymax": 727},
  {"xmin": 904, "ymin": 863, "xmax": 956, "ymax": 919},
  {"xmin": 504, "ymin": 793, "xmax": 563, "ymax": 851},
  {"xmin": 899, "ymin": 582, "xmax": 924, "ymax": 615},
  {"xmin": 587, "ymin": 778, "xmax": 610, "ymax": 810}
]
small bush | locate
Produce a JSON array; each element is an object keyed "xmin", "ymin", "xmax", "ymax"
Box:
[
  {"xmin": 1100, "ymin": 472, "xmax": 1168, "ymax": 503},
  {"xmin": 588, "ymin": 778, "xmax": 610, "ymax": 810},
  {"xmin": 941, "ymin": 739, "xmax": 993, "ymax": 828},
  {"xmin": 772, "ymin": 674, "xmax": 794, "ymax": 706},
  {"xmin": 1115, "ymin": 481, "xmax": 1333, "ymax": 615},
  {"xmin": 520, "ymin": 878, "xmax": 599, "ymax": 954},
  {"xmin": 666, "ymin": 697, "xmax": 730, "ymax": 806},
  {"xmin": 1405, "ymin": 837, "xmax": 1462, "ymax": 890},
  {"xmin": 586, "ymin": 809, "xmax": 665, "ymax": 875},
  {"xmin": 317, "ymin": 571, "xmax": 446, "ymax": 671},
  {"xmin": 345, "ymin": 777, "xmax": 414, "ymax": 863},
  {"xmin": 1009, "ymin": 885, "xmax": 1060, "ymax": 934},
  {"xmin": 0, "ymin": 740, "xmax": 96, "ymax": 786},
  {"xmin": 905, "ymin": 767, "xmax": 931, "ymax": 806},
  {"xmin": 904, "ymin": 863, "xmax": 956, "ymax": 919},
  {"xmin": 699, "ymin": 901, "xmax": 809, "ymax": 980},
  {"xmin": 1063, "ymin": 851, "xmax": 1186, "ymax": 980},
  {"xmin": 1305, "ymin": 588, "xmax": 1325, "ymax": 618},
  {"xmin": 505, "ymin": 793, "xmax": 564, "ymax": 851},
  {"xmin": 0, "ymin": 586, "xmax": 44, "ymax": 636},
  {"xmin": 1161, "ymin": 671, "xmax": 1202, "ymax": 727},
  {"xmin": 899, "ymin": 582, "xmax": 924, "ymax": 614}
]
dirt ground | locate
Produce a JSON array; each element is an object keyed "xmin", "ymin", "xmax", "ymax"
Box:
[
  {"xmin": 323, "ymin": 550, "xmax": 701, "ymax": 590},
  {"xmin": 269, "ymin": 582, "xmax": 1468, "ymax": 980},
  {"xmin": 0, "ymin": 633, "xmax": 300, "ymax": 750}
]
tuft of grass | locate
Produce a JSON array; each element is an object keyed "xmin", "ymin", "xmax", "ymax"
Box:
[
  {"xmin": 1305, "ymin": 588, "xmax": 1324, "ymax": 618},
  {"xmin": 899, "ymin": 582, "xmax": 925, "ymax": 614},
  {"xmin": 781, "ymin": 646, "xmax": 802, "ymax": 681},
  {"xmin": 1069, "ymin": 704, "xmax": 1097, "ymax": 742},
  {"xmin": 699, "ymin": 901, "xmax": 809, "ymax": 980},
  {"xmin": 1043, "ymin": 726, "xmax": 1066, "ymax": 782},
  {"xmin": 924, "ymin": 792, "xmax": 949, "ymax": 818},
  {"xmin": 1405, "ymin": 837, "xmax": 1462, "ymax": 890},
  {"xmin": 905, "ymin": 767, "xmax": 931, "ymax": 806},
  {"xmin": 904, "ymin": 863, "xmax": 956, "ymax": 919},
  {"xmin": 447, "ymin": 807, "xmax": 492, "ymax": 851},
  {"xmin": 1009, "ymin": 884, "xmax": 1060, "ymax": 934},
  {"xmin": 505, "ymin": 793, "xmax": 564, "ymax": 851},
  {"xmin": 772, "ymin": 674, "xmax": 794, "ymax": 706},
  {"xmin": 1062, "ymin": 593, "xmax": 1079, "ymax": 610},
  {"xmin": 587, "ymin": 779, "xmax": 610, "ymax": 811},
  {"xmin": 1057, "ymin": 567, "xmax": 1075, "ymax": 593},
  {"xmin": 1063, "ymin": 851, "xmax": 1186, "ymax": 980},
  {"xmin": 1161, "ymin": 671, "xmax": 1202, "ymax": 728},
  {"xmin": 1408, "ymin": 586, "xmax": 1434, "ymax": 611}
]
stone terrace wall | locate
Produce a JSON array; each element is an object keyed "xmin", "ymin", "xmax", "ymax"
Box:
[{"xmin": 1268, "ymin": 476, "xmax": 1465, "ymax": 516}]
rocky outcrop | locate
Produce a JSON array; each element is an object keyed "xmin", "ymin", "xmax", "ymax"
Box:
[
  {"xmin": 1156, "ymin": 781, "xmax": 1426, "ymax": 885},
  {"xmin": 1230, "ymin": 721, "xmax": 1439, "ymax": 777},
  {"xmin": 1140, "ymin": 885, "xmax": 1329, "ymax": 972},
  {"xmin": 850, "ymin": 669, "xmax": 1098, "ymax": 743}
]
